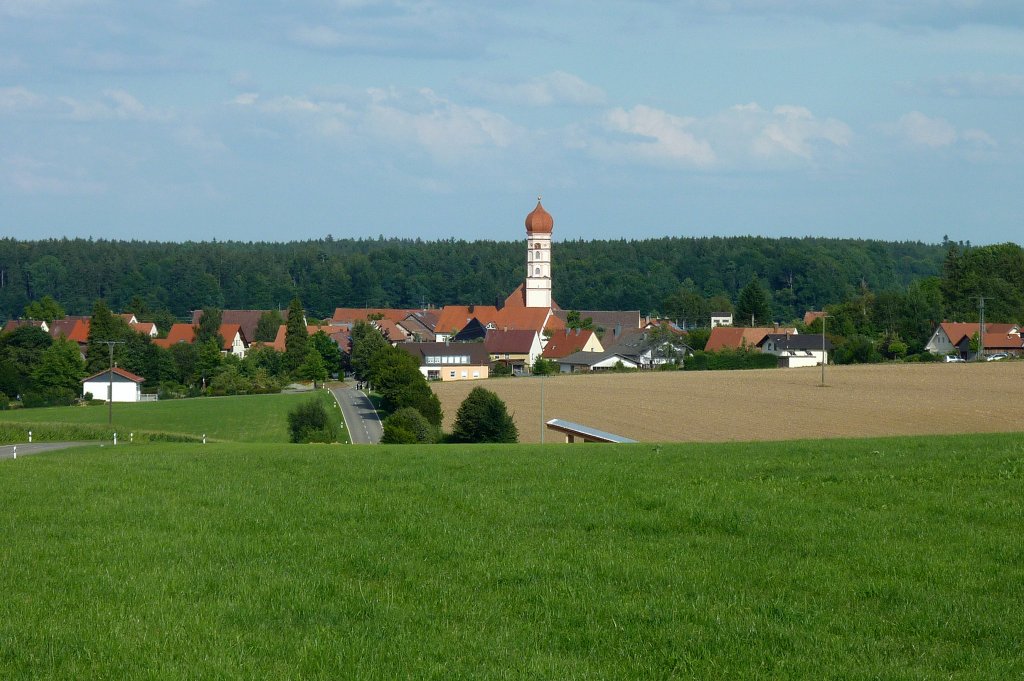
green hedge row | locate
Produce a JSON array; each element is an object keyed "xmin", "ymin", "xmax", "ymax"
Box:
[{"xmin": 684, "ymin": 349, "xmax": 779, "ymax": 371}]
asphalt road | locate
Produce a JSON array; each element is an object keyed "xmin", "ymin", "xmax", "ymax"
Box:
[
  {"xmin": 0, "ymin": 441, "xmax": 95, "ymax": 460},
  {"xmin": 331, "ymin": 384, "xmax": 383, "ymax": 444}
]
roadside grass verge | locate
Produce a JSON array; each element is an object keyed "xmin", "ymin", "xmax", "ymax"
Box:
[
  {"xmin": 1, "ymin": 433, "xmax": 1022, "ymax": 678},
  {"xmin": 0, "ymin": 392, "xmax": 332, "ymax": 443}
]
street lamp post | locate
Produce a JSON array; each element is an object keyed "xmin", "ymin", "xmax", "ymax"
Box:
[{"xmin": 820, "ymin": 314, "xmax": 830, "ymax": 387}]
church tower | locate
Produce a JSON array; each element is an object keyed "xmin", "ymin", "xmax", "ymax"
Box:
[{"xmin": 524, "ymin": 197, "xmax": 553, "ymax": 308}]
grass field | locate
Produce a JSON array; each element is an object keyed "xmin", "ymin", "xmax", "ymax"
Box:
[
  {"xmin": 432, "ymin": 361, "xmax": 1024, "ymax": 443},
  {"xmin": 1, "ymin": 434, "xmax": 1022, "ymax": 678},
  {"xmin": 0, "ymin": 391, "xmax": 344, "ymax": 443}
]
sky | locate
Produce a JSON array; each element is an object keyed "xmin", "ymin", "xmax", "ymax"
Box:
[{"xmin": 1, "ymin": 1, "xmax": 1022, "ymax": 244}]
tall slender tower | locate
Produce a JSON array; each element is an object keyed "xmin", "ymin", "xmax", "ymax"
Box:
[{"xmin": 524, "ymin": 197, "xmax": 553, "ymax": 308}]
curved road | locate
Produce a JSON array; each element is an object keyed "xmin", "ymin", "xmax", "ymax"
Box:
[
  {"xmin": 1, "ymin": 441, "xmax": 95, "ymax": 460},
  {"xmin": 331, "ymin": 384, "xmax": 383, "ymax": 444}
]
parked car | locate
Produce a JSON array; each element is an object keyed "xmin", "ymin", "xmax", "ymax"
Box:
[
  {"xmin": 986, "ymin": 353, "xmax": 1009, "ymax": 362},
  {"xmin": 944, "ymin": 355, "xmax": 966, "ymax": 363}
]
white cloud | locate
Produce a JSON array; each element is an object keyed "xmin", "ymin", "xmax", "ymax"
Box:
[
  {"xmin": 0, "ymin": 85, "xmax": 43, "ymax": 113},
  {"xmin": 598, "ymin": 105, "xmax": 716, "ymax": 166},
  {"xmin": 894, "ymin": 111, "xmax": 959, "ymax": 148},
  {"xmin": 236, "ymin": 86, "xmax": 521, "ymax": 162},
  {"xmin": 59, "ymin": 89, "xmax": 171, "ymax": 122},
  {"xmin": 364, "ymin": 88, "xmax": 520, "ymax": 161},
  {"xmin": 582, "ymin": 101, "xmax": 850, "ymax": 169},
  {"xmin": 918, "ymin": 73, "xmax": 1024, "ymax": 98},
  {"xmin": 463, "ymin": 71, "xmax": 606, "ymax": 107},
  {"xmin": 2, "ymin": 155, "xmax": 104, "ymax": 195}
]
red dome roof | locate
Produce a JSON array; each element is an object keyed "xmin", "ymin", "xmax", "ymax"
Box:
[{"xmin": 525, "ymin": 199, "xmax": 553, "ymax": 234}]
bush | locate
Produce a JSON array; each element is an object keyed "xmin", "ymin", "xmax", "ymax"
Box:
[
  {"xmin": 450, "ymin": 387, "xmax": 518, "ymax": 444},
  {"xmin": 381, "ymin": 407, "xmax": 436, "ymax": 444},
  {"xmin": 0, "ymin": 392, "xmax": 9, "ymax": 410},
  {"xmin": 287, "ymin": 397, "xmax": 338, "ymax": 443},
  {"xmin": 684, "ymin": 349, "xmax": 778, "ymax": 371},
  {"xmin": 491, "ymin": 362, "xmax": 513, "ymax": 377}
]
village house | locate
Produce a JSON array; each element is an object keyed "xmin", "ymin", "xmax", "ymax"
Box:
[
  {"xmin": 154, "ymin": 323, "xmax": 249, "ymax": 358},
  {"xmin": 399, "ymin": 342, "xmax": 491, "ymax": 381},
  {"xmin": 557, "ymin": 349, "xmax": 640, "ymax": 373},
  {"xmin": 710, "ymin": 312, "xmax": 733, "ymax": 328},
  {"xmin": 484, "ymin": 329, "xmax": 543, "ymax": 375},
  {"xmin": 541, "ymin": 328, "xmax": 603, "ymax": 360},
  {"xmin": 925, "ymin": 322, "xmax": 1019, "ymax": 358},
  {"xmin": 705, "ymin": 325, "xmax": 798, "ymax": 352},
  {"xmin": 757, "ymin": 333, "xmax": 832, "ymax": 367},
  {"xmin": 82, "ymin": 367, "xmax": 145, "ymax": 403}
]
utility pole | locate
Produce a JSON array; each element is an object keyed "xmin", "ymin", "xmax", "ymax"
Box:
[
  {"xmin": 978, "ymin": 297, "xmax": 988, "ymax": 361},
  {"xmin": 98, "ymin": 340, "xmax": 125, "ymax": 424}
]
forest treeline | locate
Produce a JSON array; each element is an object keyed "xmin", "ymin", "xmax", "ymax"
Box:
[{"xmin": 0, "ymin": 235, "xmax": 946, "ymax": 322}]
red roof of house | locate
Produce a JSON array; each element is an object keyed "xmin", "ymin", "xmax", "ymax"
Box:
[
  {"xmin": 3, "ymin": 320, "xmax": 47, "ymax": 333},
  {"xmin": 542, "ymin": 328, "xmax": 600, "ymax": 359},
  {"xmin": 373, "ymin": 319, "xmax": 408, "ymax": 342},
  {"xmin": 48, "ymin": 318, "xmax": 90, "ymax": 343},
  {"xmin": 435, "ymin": 305, "xmax": 501, "ymax": 335},
  {"xmin": 484, "ymin": 329, "xmax": 538, "ymax": 354},
  {"xmin": 163, "ymin": 323, "xmax": 197, "ymax": 345},
  {"xmin": 983, "ymin": 331, "xmax": 1023, "ymax": 350},
  {"xmin": 82, "ymin": 366, "xmax": 145, "ymax": 383},
  {"xmin": 803, "ymin": 311, "xmax": 824, "ymax": 326},
  {"xmin": 939, "ymin": 322, "xmax": 1017, "ymax": 345},
  {"xmin": 705, "ymin": 326, "xmax": 796, "ymax": 352},
  {"xmin": 132, "ymin": 321, "xmax": 157, "ymax": 336}
]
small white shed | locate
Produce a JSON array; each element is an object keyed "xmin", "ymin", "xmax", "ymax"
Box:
[{"xmin": 82, "ymin": 367, "xmax": 145, "ymax": 403}]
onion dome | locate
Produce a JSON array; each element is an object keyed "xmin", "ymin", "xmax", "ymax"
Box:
[{"xmin": 525, "ymin": 197, "xmax": 553, "ymax": 234}]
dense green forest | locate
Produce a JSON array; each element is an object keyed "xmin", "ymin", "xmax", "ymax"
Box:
[{"xmin": 0, "ymin": 235, "xmax": 946, "ymax": 322}]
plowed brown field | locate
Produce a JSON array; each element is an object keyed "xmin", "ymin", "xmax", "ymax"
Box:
[{"xmin": 431, "ymin": 362, "xmax": 1024, "ymax": 443}]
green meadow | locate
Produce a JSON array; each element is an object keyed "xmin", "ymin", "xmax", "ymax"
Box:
[
  {"xmin": 1, "ymin": 434, "xmax": 1022, "ymax": 679},
  {"xmin": 0, "ymin": 391, "xmax": 343, "ymax": 443}
]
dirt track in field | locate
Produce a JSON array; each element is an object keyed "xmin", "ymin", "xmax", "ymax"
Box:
[{"xmin": 431, "ymin": 362, "xmax": 1024, "ymax": 443}]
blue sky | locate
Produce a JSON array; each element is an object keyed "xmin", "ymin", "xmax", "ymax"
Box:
[{"xmin": 1, "ymin": 1, "xmax": 1022, "ymax": 244}]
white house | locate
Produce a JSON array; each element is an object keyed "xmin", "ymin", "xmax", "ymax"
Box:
[
  {"xmin": 557, "ymin": 350, "xmax": 640, "ymax": 373},
  {"xmin": 82, "ymin": 367, "xmax": 145, "ymax": 402},
  {"xmin": 757, "ymin": 334, "xmax": 831, "ymax": 368},
  {"xmin": 710, "ymin": 312, "xmax": 733, "ymax": 328}
]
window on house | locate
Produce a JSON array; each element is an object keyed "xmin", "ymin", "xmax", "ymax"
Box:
[{"xmin": 450, "ymin": 371, "xmax": 456, "ymax": 378}]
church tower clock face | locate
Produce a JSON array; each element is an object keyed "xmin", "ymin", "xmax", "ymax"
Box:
[{"xmin": 524, "ymin": 197, "xmax": 553, "ymax": 309}]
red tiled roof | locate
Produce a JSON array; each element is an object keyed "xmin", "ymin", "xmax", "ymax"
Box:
[
  {"xmin": 192, "ymin": 309, "xmax": 286, "ymax": 342},
  {"xmin": 542, "ymin": 328, "xmax": 600, "ymax": 359},
  {"xmin": 803, "ymin": 311, "xmax": 824, "ymax": 326},
  {"xmin": 940, "ymin": 322, "xmax": 1017, "ymax": 345},
  {"xmin": 435, "ymin": 305, "xmax": 501, "ymax": 335},
  {"xmin": 484, "ymin": 329, "xmax": 537, "ymax": 354},
  {"xmin": 132, "ymin": 321, "xmax": 156, "ymax": 336},
  {"xmin": 82, "ymin": 366, "xmax": 145, "ymax": 383},
  {"xmin": 373, "ymin": 319, "xmax": 408, "ymax": 342},
  {"xmin": 983, "ymin": 332, "xmax": 1023, "ymax": 350},
  {"xmin": 164, "ymin": 323, "xmax": 197, "ymax": 345},
  {"xmin": 3, "ymin": 320, "xmax": 46, "ymax": 333},
  {"xmin": 705, "ymin": 326, "xmax": 796, "ymax": 352}
]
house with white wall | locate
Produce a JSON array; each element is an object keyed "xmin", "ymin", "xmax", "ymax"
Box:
[{"xmin": 82, "ymin": 367, "xmax": 144, "ymax": 402}]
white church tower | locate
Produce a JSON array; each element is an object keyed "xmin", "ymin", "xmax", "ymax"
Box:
[{"xmin": 524, "ymin": 197, "xmax": 553, "ymax": 308}]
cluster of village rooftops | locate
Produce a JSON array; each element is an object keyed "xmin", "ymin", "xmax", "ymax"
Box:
[{"xmin": 6, "ymin": 199, "xmax": 1021, "ymax": 388}]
